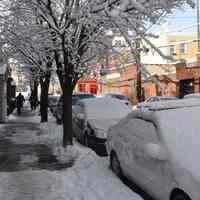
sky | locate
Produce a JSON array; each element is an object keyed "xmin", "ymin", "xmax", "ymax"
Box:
[{"xmin": 151, "ymin": 5, "xmax": 197, "ymax": 36}]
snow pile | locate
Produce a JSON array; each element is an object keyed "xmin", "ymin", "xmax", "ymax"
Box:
[
  {"xmin": 0, "ymin": 149, "xmax": 142, "ymax": 200},
  {"xmin": 0, "ymin": 110, "xmax": 143, "ymax": 200}
]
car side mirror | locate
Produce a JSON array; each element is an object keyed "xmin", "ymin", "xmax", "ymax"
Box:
[
  {"xmin": 144, "ymin": 143, "xmax": 168, "ymax": 161},
  {"xmin": 77, "ymin": 113, "xmax": 85, "ymax": 120}
]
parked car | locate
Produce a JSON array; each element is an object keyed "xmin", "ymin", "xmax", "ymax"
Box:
[
  {"xmin": 133, "ymin": 96, "xmax": 178, "ymax": 110},
  {"xmin": 107, "ymin": 98, "xmax": 200, "ymax": 200},
  {"xmin": 72, "ymin": 98, "xmax": 132, "ymax": 156},
  {"xmin": 145, "ymin": 96, "xmax": 178, "ymax": 102},
  {"xmin": 55, "ymin": 92, "xmax": 95, "ymax": 124},
  {"xmin": 103, "ymin": 93, "xmax": 131, "ymax": 107},
  {"xmin": 184, "ymin": 93, "xmax": 200, "ymax": 99},
  {"xmin": 48, "ymin": 94, "xmax": 60, "ymax": 116}
]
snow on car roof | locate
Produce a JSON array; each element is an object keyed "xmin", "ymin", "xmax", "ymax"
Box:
[
  {"xmin": 80, "ymin": 98, "xmax": 131, "ymax": 119},
  {"xmin": 184, "ymin": 93, "xmax": 200, "ymax": 99},
  {"xmin": 138, "ymin": 98, "xmax": 200, "ymax": 111}
]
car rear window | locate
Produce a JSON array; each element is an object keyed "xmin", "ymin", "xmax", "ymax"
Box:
[
  {"xmin": 111, "ymin": 94, "xmax": 128, "ymax": 100},
  {"xmin": 78, "ymin": 94, "xmax": 95, "ymax": 99}
]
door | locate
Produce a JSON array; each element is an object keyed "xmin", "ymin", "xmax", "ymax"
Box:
[
  {"xmin": 179, "ymin": 79, "xmax": 194, "ymax": 98},
  {"xmin": 123, "ymin": 118, "xmax": 168, "ymax": 199}
]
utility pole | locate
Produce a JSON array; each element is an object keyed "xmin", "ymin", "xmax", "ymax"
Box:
[
  {"xmin": 197, "ymin": 0, "xmax": 200, "ymax": 51},
  {"xmin": 136, "ymin": 39, "xmax": 142, "ymax": 102}
]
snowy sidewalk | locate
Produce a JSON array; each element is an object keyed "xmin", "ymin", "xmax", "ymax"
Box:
[
  {"xmin": 0, "ymin": 106, "xmax": 143, "ymax": 200},
  {"xmin": 0, "ymin": 106, "xmax": 68, "ymax": 171}
]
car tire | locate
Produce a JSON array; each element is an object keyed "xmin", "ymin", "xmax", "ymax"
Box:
[
  {"xmin": 110, "ymin": 152, "xmax": 123, "ymax": 179},
  {"xmin": 171, "ymin": 192, "xmax": 191, "ymax": 200}
]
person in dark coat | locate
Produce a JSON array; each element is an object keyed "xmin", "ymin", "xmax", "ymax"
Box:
[
  {"xmin": 16, "ymin": 93, "xmax": 25, "ymax": 115},
  {"xmin": 29, "ymin": 94, "xmax": 38, "ymax": 111}
]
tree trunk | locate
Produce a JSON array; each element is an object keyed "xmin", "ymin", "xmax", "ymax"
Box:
[
  {"xmin": 40, "ymin": 74, "xmax": 50, "ymax": 123},
  {"xmin": 62, "ymin": 83, "xmax": 73, "ymax": 147}
]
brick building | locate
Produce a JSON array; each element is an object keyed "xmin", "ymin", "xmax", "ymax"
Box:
[{"xmin": 176, "ymin": 53, "xmax": 200, "ymax": 97}]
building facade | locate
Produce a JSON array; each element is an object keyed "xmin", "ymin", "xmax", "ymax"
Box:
[{"xmin": 0, "ymin": 63, "xmax": 7, "ymax": 122}]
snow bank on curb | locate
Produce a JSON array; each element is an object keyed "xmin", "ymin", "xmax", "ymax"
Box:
[
  {"xmin": 0, "ymin": 110, "xmax": 143, "ymax": 200},
  {"xmin": 0, "ymin": 149, "xmax": 142, "ymax": 200}
]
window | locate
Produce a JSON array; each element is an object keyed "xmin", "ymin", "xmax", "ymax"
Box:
[
  {"xmin": 180, "ymin": 43, "xmax": 187, "ymax": 54},
  {"xmin": 128, "ymin": 79, "xmax": 135, "ymax": 88},
  {"xmin": 129, "ymin": 118, "xmax": 158, "ymax": 142},
  {"xmin": 114, "ymin": 40, "xmax": 122, "ymax": 47},
  {"xmin": 169, "ymin": 45, "xmax": 176, "ymax": 56}
]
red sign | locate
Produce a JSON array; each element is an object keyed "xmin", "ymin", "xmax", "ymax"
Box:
[{"xmin": 77, "ymin": 79, "xmax": 97, "ymax": 94}]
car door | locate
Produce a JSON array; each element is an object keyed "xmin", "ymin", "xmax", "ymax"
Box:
[{"xmin": 122, "ymin": 118, "xmax": 168, "ymax": 199}]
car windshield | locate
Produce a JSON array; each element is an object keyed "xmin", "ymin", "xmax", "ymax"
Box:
[
  {"xmin": 110, "ymin": 94, "xmax": 128, "ymax": 100},
  {"xmin": 83, "ymin": 99, "xmax": 131, "ymax": 120},
  {"xmin": 160, "ymin": 97, "xmax": 177, "ymax": 101},
  {"xmin": 156, "ymin": 106, "xmax": 200, "ymax": 173},
  {"xmin": 77, "ymin": 94, "xmax": 95, "ymax": 99}
]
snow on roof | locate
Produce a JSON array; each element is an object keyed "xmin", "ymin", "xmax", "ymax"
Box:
[
  {"xmin": 138, "ymin": 98, "xmax": 200, "ymax": 111},
  {"xmin": 81, "ymin": 97, "xmax": 131, "ymax": 119}
]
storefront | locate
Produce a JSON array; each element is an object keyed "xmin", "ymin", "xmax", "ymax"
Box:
[{"xmin": 76, "ymin": 79, "xmax": 97, "ymax": 94}]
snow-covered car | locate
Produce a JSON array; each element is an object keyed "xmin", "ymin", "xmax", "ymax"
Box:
[
  {"xmin": 184, "ymin": 93, "xmax": 200, "ymax": 99},
  {"xmin": 55, "ymin": 92, "xmax": 95, "ymax": 124},
  {"xmin": 107, "ymin": 98, "xmax": 200, "ymax": 200},
  {"xmin": 103, "ymin": 93, "xmax": 132, "ymax": 107},
  {"xmin": 72, "ymin": 98, "xmax": 132, "ymax": 156},
  {"xmin": 133, "ymin": 96, "xmax": 178, "ymax": 110}
]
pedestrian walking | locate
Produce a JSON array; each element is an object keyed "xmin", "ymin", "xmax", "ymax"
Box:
[
  {"xmin": 16, "ymin": 93, "xmax": 25, "ymax": 115},
  {"xmin": 29, "ymin": 94, "xmax": 37, "ymax": 111}
]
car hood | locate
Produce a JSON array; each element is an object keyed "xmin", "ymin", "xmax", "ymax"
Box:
[{"xmin": 88, "ymin": 118, "xmax": 121, "ymax": 132}]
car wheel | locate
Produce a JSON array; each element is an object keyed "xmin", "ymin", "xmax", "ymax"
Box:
[
  {"xmin": 110, "ymin": 152, "xmax": 123, "ymax": 179},
  {"xmin": 171, "ymin": 192, "xmax": 191, "ymax": 200}
]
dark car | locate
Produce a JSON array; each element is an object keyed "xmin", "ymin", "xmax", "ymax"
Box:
[
  {"xmin": 72, "ymin": 98, "xmax": 131, "ymax": 156},
  {"xmin": 55, "ymin": 92, "xmax": 95, "ymax": 124}
]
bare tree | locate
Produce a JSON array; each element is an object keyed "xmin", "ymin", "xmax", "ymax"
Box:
[{"xmin": 1, "ymin": 4, "xmax": 54, "ymax": 122}]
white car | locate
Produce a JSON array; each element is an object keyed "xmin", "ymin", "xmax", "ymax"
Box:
[
  {"xmin": 145, "ymin": 96, "xmax": 178, "ymax": 102},
  {"xmin": 107, "ymin": 98, "xmax": 200, "ymax": 200},
  {"xmin": 133, "ymin": 96, "xmax": 178, "ymax": 110},
  {"xmin": 72, "ymin": 98, "xmax": 132, "ymax": 156},
  {"xmin": 184, "ymin": 93, "xmax": 200, "ymax": 99}
]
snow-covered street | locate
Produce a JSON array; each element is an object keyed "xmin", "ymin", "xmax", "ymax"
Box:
[{"xmin": 0, "ymin": 106, "xmax": 143, "ymax": 200}]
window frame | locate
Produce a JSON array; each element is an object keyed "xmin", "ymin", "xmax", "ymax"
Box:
[{"xmin": 180, "ymin": 43, "xmax": 187, "ymax": 54}]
